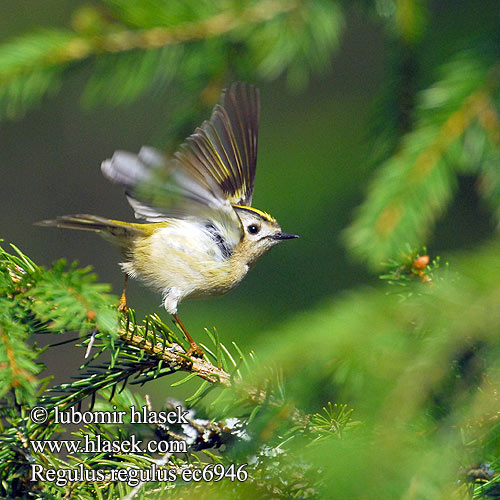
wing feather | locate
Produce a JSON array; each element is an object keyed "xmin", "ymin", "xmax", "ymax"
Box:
[
  {"xmin": 174, "ymin": 82, "xmax": 260, "ymax": 206},
  {"xmin": 101, "ymin": 82, "xmax": 260, "ymax": 253},
  {"xmin": 102, "ymin": 146, "xmax": 243, "ymax": 250}
]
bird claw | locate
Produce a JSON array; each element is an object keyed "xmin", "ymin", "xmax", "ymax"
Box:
[
  {"xmin": 117, "ymin": 296, "xmax": 128, "ymax": 313},
  {"xmin": 186, "ymin": 342, "xmax": 204, "ymax": 359}
]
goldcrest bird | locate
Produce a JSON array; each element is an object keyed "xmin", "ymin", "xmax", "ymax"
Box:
[{"xmin": 37, "ymin": 82, "xmax": 298, "ymax": 355}]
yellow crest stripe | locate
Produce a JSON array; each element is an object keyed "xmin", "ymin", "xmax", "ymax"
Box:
[{"xmin": 232, "ymin": 205, "xmax": 276, "ymax": 222}]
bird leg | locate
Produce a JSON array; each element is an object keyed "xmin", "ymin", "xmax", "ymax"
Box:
[
  {"xmin": 118, "ymin": 274, "xmax": 129, "ymax": 312},
  {"xmin": 172, "ymin": 313, "xmax": 204, "ymax": 358}
]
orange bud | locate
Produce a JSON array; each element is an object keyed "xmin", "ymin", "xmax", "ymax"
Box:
[{"xmin": 413, "ymin": 255, "xmax": 429, "ymax": 270}]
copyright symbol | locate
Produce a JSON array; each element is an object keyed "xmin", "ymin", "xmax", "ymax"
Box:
[{"xmin": 30, "ymin": 406, "xmax": 48, "ymax": 424}]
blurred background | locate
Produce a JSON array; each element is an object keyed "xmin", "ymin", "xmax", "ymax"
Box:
[{"xmin": 3, "ymin": 1, "xmax": 500, "ymax": 497}]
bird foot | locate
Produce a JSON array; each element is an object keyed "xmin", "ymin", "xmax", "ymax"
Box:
[
  {"xmin": 185, "ymin": 342, "xmax": 204, "ymax": 359},
  {"xmin": 118, "ymin": 275, "xmax": 129, "ymax": 313},
  {"xmin": 172, "ymin": 313, "xmax": 204, "ymax": 358},
  {"xmin": 118, "ymin": 294, "xmax": 128, "ymax": 313}
]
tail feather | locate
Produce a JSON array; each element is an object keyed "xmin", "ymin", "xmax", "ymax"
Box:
[{"xmin": 35, "ymin": 214, "xmax": 145, "ymax": 243}]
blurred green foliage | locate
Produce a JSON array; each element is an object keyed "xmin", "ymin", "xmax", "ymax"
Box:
[{"xmin": 0, "ymin": 0, "xmax": 343, "ymax": 123}]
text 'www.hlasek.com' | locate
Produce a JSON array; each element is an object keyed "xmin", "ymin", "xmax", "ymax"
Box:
[{"xmin": 29, "ymin": 405, "xmax": 248, "ymax": 487}]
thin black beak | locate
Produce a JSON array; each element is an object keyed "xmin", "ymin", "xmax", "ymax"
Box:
[{"xmin": 274, "ymin": 232, "xmax": 299, "ymax": 240}]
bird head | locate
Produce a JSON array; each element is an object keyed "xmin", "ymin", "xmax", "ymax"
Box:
[{"xmin": 233, "ymin": 205, "xmax": 298, "ymax": 265}]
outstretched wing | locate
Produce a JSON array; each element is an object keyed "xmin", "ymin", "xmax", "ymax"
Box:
[
  {"xmin": 177, "ymin": 81, "xmax": 260, "ymax": 206},
  {"xmin": 102, "ymin": 145, "xmax": 244, "ymax": 251},
  {"xmin": 101, "ymin": 82, "xmax": 260, "ymax": 251}
]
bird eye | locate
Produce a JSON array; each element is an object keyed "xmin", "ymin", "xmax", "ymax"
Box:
[{"xmin": 247, "ymin": 224, "xmax": 260, "ymax": 235}]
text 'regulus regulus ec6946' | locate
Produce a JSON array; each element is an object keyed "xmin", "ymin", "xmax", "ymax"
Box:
[{"xmin": 37, "ymin": 82, "xmax": 298, "ymax": 356}]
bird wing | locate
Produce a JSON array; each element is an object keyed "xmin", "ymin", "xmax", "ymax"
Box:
[
  {"xmin": 177, "ymin": 81, "xmax": 260, "ymax": 207},
  {"xmin": 102, "ymin": 145, "xmax": 244, "ymax": 252},
  {"xmin": 101, "ymin": 82, "xmax": 260, "ymax": 252}
]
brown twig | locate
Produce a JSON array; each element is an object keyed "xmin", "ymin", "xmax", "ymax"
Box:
[{"xmin": 119, "ymin": 321, "xmax": 232, "ymax": 388}]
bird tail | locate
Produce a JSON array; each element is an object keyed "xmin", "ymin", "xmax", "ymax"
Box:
[{"xmin": 35, "ymin": 214, "xmax": 145, "ymax": 245}]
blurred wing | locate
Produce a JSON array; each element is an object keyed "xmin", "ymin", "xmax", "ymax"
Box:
[
  {"xmin": 102, "ymin": 146, "xmax": 243, "ymax": 249},
  {"xmin": 101, "ymin": 82, "xmax": 260, "ymax": 249},
  {"xmin": 177, "ymin": 81, "xmax": 260, "ymax": 206}
]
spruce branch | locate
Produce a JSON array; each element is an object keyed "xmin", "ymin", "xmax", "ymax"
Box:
[
  {"xmin": 0, "ymin": 234, "xmax": 355, "ymax": 498},
  {"xmin": 345, "ymin": 52, "xmax": 500, "ymax": 268},
  {"xmin": 6, "ymin": 240, "xmax": 500, "ymax": 498},
  {"xmin": 0, "ymin": 242, "xmax": 296, "ymax": 428},
  {"xmin": 0, "ymin": 0, "xmax": 297, "ymax": 80},
  {"xmin": 97, "ymin": 0, "xmax": 299, "ymax": 52},
  {"xmin": 0, "ymin": 0, "xmax": 343, "ymax": 119},
  {"xmin": 1, "ymin": 242, "xmax": 234, "ymax": 419},
  {"xmin": 32, "ymin": 312, "xmax": 234, "ymax": 424},
  {"xmin": 119, "ymin": 314, "xmax": 231, "ymax": 387},
  {"xmin": 0, "ymin": 322, "xmax": 39, "ymax": 403}
]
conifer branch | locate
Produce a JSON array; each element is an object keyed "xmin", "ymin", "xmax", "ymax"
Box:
[
  {"xmin": 2, "ymin": 0, "xmax": 298, "ymax": 86},
  {"xmin": 0, "ymin": 0, "xmax": 344, "ymax": 118},
  {"xmin": 0, "ymin": 324, "xmax": 37, "ymax": 389},
  {"xmin": 373, "ymin": 89, "xmax": 492, "ymax": 239},
  {"xmin": 346, "ymin": 53, "xmax": 500, "ymax": 268},
  {"xmin": 119, "ymin": 319, "xmax": 232, "ymax": 387},
  {"xmin": 98, "ymin": 0, "xmax": 298, "ymax": 53},
  {"xmin": 1, "ymin": 242, "xmax": 233, "ymax": 417}
]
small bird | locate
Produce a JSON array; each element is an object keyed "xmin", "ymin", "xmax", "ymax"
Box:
[{"xmin": 37, "ymin": 82, "xmax": 298, "ymax": 356}]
